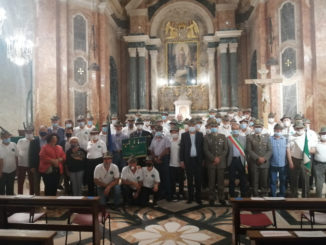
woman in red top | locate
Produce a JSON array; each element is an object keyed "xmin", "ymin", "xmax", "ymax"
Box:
[{"xmin": 39, "ymin": 133, "xmax": 66, "ymax": 196}]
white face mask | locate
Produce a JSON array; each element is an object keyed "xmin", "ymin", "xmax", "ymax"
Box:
[
  {"xmin": 144, "ymin": 121, "xmax": 150, "ymax": 126},
  {"xmin": 284, "ymin": 121, "xmax": 291, "ymax": 127},
  {"xmin": 321, "ymin": 135, "xmax": 326, "ymax": 141},
  {"xmin": 268, "ymin": 118, "xmax": 275, "ymax": 123},
  {"xmin": 172, "ymin": 133, "xmax": 179, "ymax": 139},
  {"xmin": 91, "ymin": 135, "xmax": 99, "ymax": 141},
  {"xmin": 25, "ymin": 133, "xmax": 33, "ymax": 140},
  {"xmin": 296, "ymin": 130, "xmax": 305, "ymax": 136},
  {"xmin": 112, "ymin": 119, "xmax": 117, "ymax": 125},
  {"xmin": 206, "ymin": 128, "xmax": 211, "ymax": 134},
  {"xmin": 137, "ymin": 125, "xmax": 143, "ymax": 130},
  {"xmin": 184, "ymin": 125, "xmax": 189, "ymax": 130},
  {"xmin": 306, "ymin": 124, "xmax": 310, "ymax": 130}
]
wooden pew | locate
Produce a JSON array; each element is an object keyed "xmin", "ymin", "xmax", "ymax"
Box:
[
  {"xmin": 0, "ymin": 195, "xmax": 101, "ymax": 245},
  {"xmin": 230, "ymin": 198, "xmax": 326, "ymax": 245},
  {"xmin": 0, "ymin": 229, "xmax": 56, "ymax": 245}
]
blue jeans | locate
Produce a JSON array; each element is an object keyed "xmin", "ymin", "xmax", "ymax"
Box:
[
  {"xmin": 270, "ymin": 166, "xmax": 286, "ymax": 197},
  {"xmin": 97, "ymin": 185, "xmax": 121, "ymax": 206}
]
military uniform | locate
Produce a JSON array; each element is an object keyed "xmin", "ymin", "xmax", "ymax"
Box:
[
  {"xmin": 246, "ymin": 120, "xmax": 272, "ymax": 196},
  {"xmin": 203, "ymin": 131, "xmax": 228, "ymax": 203}
]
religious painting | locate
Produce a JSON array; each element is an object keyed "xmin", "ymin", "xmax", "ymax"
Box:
[{"xmin": 166, "ymin": 41, "xmax": 198, "ymax": 86}]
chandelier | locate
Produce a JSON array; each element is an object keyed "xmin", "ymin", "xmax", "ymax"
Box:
[
  {"xmin": 6, "ymin": 32, "xmax": 34, "ymax": 66},
  {"xmin": 0, "ymin": 7, "xmax": 6, "ymax": 35}
]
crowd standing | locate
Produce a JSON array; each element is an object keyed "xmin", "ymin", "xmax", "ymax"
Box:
[{"xmin": 0, "ymin": 108, "xmax": 325, "ymax": 208}]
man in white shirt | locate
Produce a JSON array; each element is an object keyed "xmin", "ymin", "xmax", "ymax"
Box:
[
  {"xmin": 94, "ymin": 152, "xmax": 121, "ymax": 207},
  {"xmin": 239, "ymin": 119, "xmax": 251, "ymax": 136},
  {"xmin": 121, "ymin": 157, "xmax": 143, "ymax": 205},
  {"xmin": 139, "ymin": 156, "xmax": 160, "ymax": 206},
  {"xmin": 86, "ymin": 112, "xmax": 96, "ymax": 132},
  {"xmin": 17, "ymin": 126, "xmax": 34, "ymax": 194},
  {"xmin": 99, "ymin": 122, "xmax": 108, "ymax": 145},
  {"xmin": 310, "ymin": 126, "xmax": 326, "ymax": 198},
  {"xmin": 73, "ymin": 115, "xmax": 90, "ymax": 150},
  {"xmin": 219, "ymin": 115, "xmax": 231, "ymax": 137},
  {"xmin": 162, "ymin": 111, "xmax": 170, "ymax": 130},
  {"xmin": 287, "ymin": 122, "xmax": 311, "ymax": 197},
  {"xmin": 122, "ymin": 116, "xmax": 136, "ymax": 137},
  {"xmin": 169, "ymin": 126, "xmax": 184, "ymax": 201},
  {"xmin": 0, "ymin": 128, "xmax": 18, "ymax": 195},
  {"xmin": 86, "ymin": 128, "xmax": 107, "ymax": 196},
  {"xmin": 267, "ymin": 112, "xmax": 276, "ymax": 135},
  {"xmin": 281, "ymin": 115, "xmax": 295, "ymax": 140}
]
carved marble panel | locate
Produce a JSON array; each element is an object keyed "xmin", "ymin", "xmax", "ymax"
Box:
[
  {"xmin": 74, "ymin": 90, "xmax": 87, "ymax": 120},
  {"xmin": 74, "ymin": 57, "xmax": 87, "ymax": 86},
  {"xmin": 283, "ymin": 83, "xmax": 297, "ymax": 118}
]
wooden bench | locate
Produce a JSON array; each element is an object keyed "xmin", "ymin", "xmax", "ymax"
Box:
[
  {"xmin": 0, "ymin": 229, "xmax": 56, "ymax": 245},
  {"xmin": 230, "ymin": 198, "xmax": 326, "ymax": 245},
  {"xmin": 247, "ymin": 230, "xmax": 326, "ymax": 245},
  {"xmin": 0, "ymin": 195, "xmax": 101, "ymax": 245}
]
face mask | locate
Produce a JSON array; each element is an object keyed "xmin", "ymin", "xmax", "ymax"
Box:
[
  {"xmin": 306, "ymin": 124, "xmax": 310, "ymax": 130},
  {"xmin": 162, "ymin": 116, "xmax": 167, "ymax": 120},
  {"xmin": 249, "ymin": 122, "xmax": 254, "ymax": 127},
  {"xmin": 297, "ymin": 130, "xmax": 305, "ymax": 136},
  {"xmin": 268, "ymin": 118, "xmax": 275, "ymax": 123},
  {"xmin": 112, "ymin": 119, "xmax": 117, "ymax": 125},
  {"xmin": 130, "ymin": 166, "xmax": 136, "ymax": 171},
  {"xmin": 184, "ymin": 125, "xmax": 189, "ymax": 130},
  {"xmin": 79, "ymin": 122, "xmax": 85, "ymax": 127},
  {"xmin": 232, "ymin": 130, "xmax": 239, "ymax": 135},
  {"xmin": 87, "ymin": 121, "xmax": 93, "ymax": 126},
  {"xmin": 209, "ymin": 115, "xmax": 215, "ymax": 118},
  {"xmin": 144, "ymin": 121, "xmax": 150, "ymax": 126},
  {"xmin": 2, "ymin": 138, "xmax": 11, "ymax": 144},
  {"xmin": 65, "ymin": 133, "xmax": 72, "ymax": 138},
  {"xmin": 255, "ymin": 128, "xmax": 262, "ymax": 134},
  {"xmin": 65, "ymin": 123, "xmax": 72, "ymax": 128},
  {"xmin": 211, "ymin": 127, "xmax": 218, "ymax": 133},
  {"xmin": 39, "ymin": 132, "xmax": 47, "ymax": 137},
  {"xmin": 274, "ymin": 132, "xmax": 282, "ymax": 137},
  {"xmin": 216, "ymin": 118, "xmax": 222, "ymax": 123},
  {"xmin": 245, "ymin": 114, "xmax": 250, "ymax": 119},
  {"xmin": 189, "ymin": 127, "xmax": 196, "ymax": 133},
  {"xmin": 155, "ymin": 132, "xmax": 162, "ymax": 137},
  {"xmin": 284, "ymin": 121, "xmax": 291, "ymax": 127},
  {"xmin": 52, "ymin": 123, "xmax": 58, "ymax": 128},
  {"xmin": 172, "ymin": 133, "xmax": 179, "ymax": 139},
  {"xmin": 102, "ymin": 127, "xmax": 108, "ymax": 133},
  {"xmin": 91, "ymin": 135, "xmax": 99, "ymax": 141},
  {"xmin": 70, "ymin": 143, "xmax": 79, "ymax": 148},
  {"xmin": 206, "ymin": 129, "xmax": 211, "ymax": 134},
  {"xmin": 195, "ymin": 124, "xmax": 201, "ymax": 130},
  {"xmin": 25, "ymin": 134, "xmax": 34, "ymax": 140},
  {"xmin": 137, "ymin": 125, "xmax": 143, "ymax": 130},
  {"xmin": 240, "ymin": 124, "xmax": 247, "ymax": 129},
  {"xmin": 321, "ymin": 135, "xmax": 326, "ymax": 141}
]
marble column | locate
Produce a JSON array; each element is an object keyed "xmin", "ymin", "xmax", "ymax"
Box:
[
  {"xmin": 128, "ymin": 47, "xmax": 137, "ymax": 112},
  {"xmin": 137, "ymin": 47, "xmax": 147, "ymax": 112},
  {"xmin": 229, "ymin": 42, "xmax": 238, "ymax": 108},
  {"xmin": 207, "ymin": 48, "xmax": 217, "ymax": 109},
  {"xmin": 149, "ymin": 49, "xmax": 159, "ymax": 112},
  {"xmin": 218, "ymin": 43, "xmax": 229, "ymax": 108}
]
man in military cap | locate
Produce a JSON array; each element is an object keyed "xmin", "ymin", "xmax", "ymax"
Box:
[
  {"xmin": 143, "ymin": 116, "xmax": 151, "ymax": 133},
  {"xmin": 243, "ymin": 108, "xmax": 252, "ymax": 121},
  {"xmin": 94, "ymin": 152, "xmax": 121, "ymax": 207},
  {"xmin": 111, "ymin": 121, "xmax": 128, "ymax": 172},
  {"xmin": 156, "ymin": 117, "xmax": 170, "ymax": 136},
  {"xmin": 281, "ymin": 115, "xmax": 295, "ymax": 140},
  {"xmin": 267, "ymin": 112, "xmax": 276, "ymax": 135},
  {"xmin": 149, "ymin": 125, "xmax": 171, "ymax": 201},
  {"xmin": 122, "ymin": 116, "xmax": 136, "ymax": 137},
  {"xmin": 310, "ymin": 126, "xmax": 326, "ymax": 197},
  {"xmin": 180, "ymin": 119, "xmax": 204, "ymax": 204},
  {"xmin": 86, "ymin": 128, "xmax": 107, "ymax": 196},
  {"xmin": 0, "ymin": 128, "xmax": 18, "ymax": 195},
  {"xmin": 239, "ymin": 119, "xmax": 251, "ymax": 136},
  {"xmin": 48, "ymin": 115, "xmax": 65, "ymax": 148},
  {"xmin": 73, "ymin": 115, "xmax": 90, "ymax": 151},
  {"xmin": 219, "ymin": 115, "xmax": 231, "ymax": 137},
  {"xmin": 99, "ymin": 122, "xmax": 108, "ymax": 145},
  {"xmin": 215, "ymin": 112, "xmax": 223, "ymax": 125},
  {"xmin": 246, "ymin": 119, "xmax": 272, "ymax": 196},
  {"xmin": 204, "ymin": 121, "xmax": 228, "ymax": 205},
  {"xmin": 207, "ymin": 109, "xmax": 216, "ymax": 122},
  {"xmin": 86, "ymin": 112, "xmax": 96, "ymax": 131},
  {"xmin": 287, "ymin": 121, "xmax": 312, "ymax": 197}
]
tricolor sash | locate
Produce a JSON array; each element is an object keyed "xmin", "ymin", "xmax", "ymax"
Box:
[{"xmin": 228, "ymin": 135, "xmax": 248, "ymax": 174}]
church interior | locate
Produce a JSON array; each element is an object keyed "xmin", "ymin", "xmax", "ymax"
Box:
[{"xmin": 1, "ymin": 0, "xmax": 326, "ymax": 244}]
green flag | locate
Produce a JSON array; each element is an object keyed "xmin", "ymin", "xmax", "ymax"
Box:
[{"xmin": 303, "ymin": 132, "xmax": 311, "ymax": 176}]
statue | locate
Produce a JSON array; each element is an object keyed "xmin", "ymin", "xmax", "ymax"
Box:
[
  {"xmin": 186, "ymin": 20, "xmax": 199, "ymax": 39},
  {"xmin": 165, "ymin": 21, "xmax": 178, "ymax": 39}
]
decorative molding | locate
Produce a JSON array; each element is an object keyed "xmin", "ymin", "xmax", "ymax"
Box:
[
  {"xmin": 229, "ymin": 42, "xmax": 238, "ymax": 53},
  {"xmin": 147, "ymin": 38, "xmax": 162, "ymax": 47},
  {"xmin": 217, "ymin": 43, "xmax": 228, "ymax": 54},
  {"xmin": 216, "ymin": 3, "xmax": 238, "ymax": 12},
  {"xmin": 128, "ymin": 48, "xmax": 137, "ymax": 57},
  {"xmin": 203, "ymin": 35, "xmax": 219, "ymax": 43},
  {"xmin": 124, "ymin": 35, "xmax": 150, "ymax": 44},
  {"xmin": 137, "ymin": 47, "xmax": 147, "ymax": 57},
  {"xmin": 125, "ymin": 0, "xmax": 144, "ymax": 14},
  {"xmin": 215, "ymin": 30, "xmax": 242, "ymax": 39},
  {"xmin": 128, "ymin": 8, "xmax": 148, "ymax": 17}
]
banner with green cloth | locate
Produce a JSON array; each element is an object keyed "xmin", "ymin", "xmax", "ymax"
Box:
[{"xmin": 303, "ymin": 132, "xmax": 311, "ymax": 176}]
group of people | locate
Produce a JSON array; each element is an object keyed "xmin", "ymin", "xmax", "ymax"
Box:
[{"xmin": 0, "ymin": 108, "xmax": 326, "ymax": 208}]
